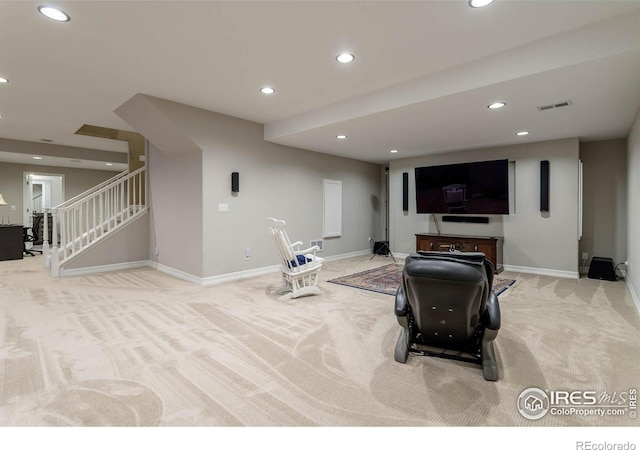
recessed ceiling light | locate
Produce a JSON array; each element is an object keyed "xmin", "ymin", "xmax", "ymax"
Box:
[
  {"xmin": 70, "ymin": 159, "xmax": 82, "ymax": 163},
  {"xmin": 516, "ymin": 131, "xmax": 530, "ymax": 136},
  {"xmin": 0, "ymin": 77, "xmax": 8, "ymax": 84},
  {"xmin": 488, "ymin": 102, "xmax": 506, "ymax": 109},
  {"xmin": 336, "ymin": 53, "xmax": 355, "ymax": 64},
  {"xmin": 260, "ymin": 87, "xmax": 275, "ymax": 94},
  {"xmin": 33, "ymin": 156, "xmax": 43, "ymax": 160},
  {"xmin": 336, "ymin": 135, "xmax": 347, "ymax": 139},
  {"xmin": 38, "ymin": 5, "xmax": 70, "ymax": 22},
  {"xmin": 390, "ymin": 149, "xmax": 399, "ymax": 154},
  {"xmin": 469, "ymin": 0, "xmax": 495, "ymax": 8},
  {"xmin": 105, "ymin": 163, "xmax": 113, "ymax": 166}
]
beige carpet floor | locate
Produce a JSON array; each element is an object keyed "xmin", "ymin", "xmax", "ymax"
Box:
[{"xmin": 0, "ymin": 254, "xmax": 639, "ymax": 427}]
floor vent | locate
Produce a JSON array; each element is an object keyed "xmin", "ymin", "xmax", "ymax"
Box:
[{"xmin": 537, "ymin": 100, "xmax": 572, "ymax": 111}]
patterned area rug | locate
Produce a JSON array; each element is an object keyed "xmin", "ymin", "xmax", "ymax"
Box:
[{"xmin": 327, "ymin": 263, "xmax": 516, "ymax": 296}]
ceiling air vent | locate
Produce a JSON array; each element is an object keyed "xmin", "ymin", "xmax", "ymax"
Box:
[{"xmin": 537, "ymin": 100, "xmax": 572, "ymax": 111}]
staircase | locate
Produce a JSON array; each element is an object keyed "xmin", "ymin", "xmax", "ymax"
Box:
[{"xmin": 42, "ymin": 166, "xmax": 147, "ymax": 277}]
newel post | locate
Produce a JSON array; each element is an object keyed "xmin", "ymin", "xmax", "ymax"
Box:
[
  {"xmin": 50, "ymin": 208, "xmax": 60, "ymax": 277},
  {"xmin": 42, "ymin": 208, "xmax": 50, "ymax": 269}
]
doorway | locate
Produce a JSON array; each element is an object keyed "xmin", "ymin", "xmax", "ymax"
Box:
[{"xmin": 23, "ymin": 172, "xmax": 64, "ymax": 228}]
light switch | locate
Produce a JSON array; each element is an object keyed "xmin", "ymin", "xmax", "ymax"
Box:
[
  {"xmin": 218, "ymin": 203, "xmax": 229, "ymax": 213},
  {"xmin": 10, "ymin": 205, "xmax": 16, "ymax": 211}
]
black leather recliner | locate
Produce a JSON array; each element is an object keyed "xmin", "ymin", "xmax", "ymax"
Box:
[{"xmin": 394, "ymin": 251, "xmax": 501, "ymax": 381}]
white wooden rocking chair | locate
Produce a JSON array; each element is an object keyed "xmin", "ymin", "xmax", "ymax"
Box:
[{"xmin": 268, "ymin": 217, "xmax": 324, "ymax": 300}]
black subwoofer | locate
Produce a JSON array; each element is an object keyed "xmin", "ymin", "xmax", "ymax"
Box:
[
  {"xmin": 373, "ymin": 241, "xmax": 390, "ymax": 256},
  {"xmin": 587, "ymin": 257, "xmax": 617, "ymax": 281}
]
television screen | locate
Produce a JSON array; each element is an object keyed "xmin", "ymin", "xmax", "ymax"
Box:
[{"xmin": 415, "ymin": 159, "xmax": 509, "ymax": 214}]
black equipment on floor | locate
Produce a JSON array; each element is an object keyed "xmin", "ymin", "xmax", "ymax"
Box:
[
  {"xmin": 587, "ymin": 257, "xmax": 617, "ymax": 281},
  {"xmin": 371, "ymin": 240, "xmax": 396, "ymax": 263}
]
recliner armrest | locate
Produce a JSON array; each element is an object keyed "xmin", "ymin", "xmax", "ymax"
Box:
[
  {"xmin": 394, "ymin": 285, "xmax": 410, "ymax": 329},
  {"xmin": 483, "ymin": 291, "xmax": 501, "ymax": 330},
  {"xmin": 395, "ymin": 285, "xmax": 409, "ymax": 317}
]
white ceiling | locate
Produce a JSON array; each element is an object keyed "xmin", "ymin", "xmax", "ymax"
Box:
[{"xmin": 1, "ymin": 0, "xmax": 639, "ymax": 167}]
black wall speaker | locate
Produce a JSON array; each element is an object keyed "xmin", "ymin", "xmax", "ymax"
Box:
[
  {"xmin": 540, "ymin": 160, "xmax": 549, "ymax": 212},
  {"xmin": 402, "ymin": 172, "xmax": 409, "ymax": 212},
  {"xmin": 231, "ymin": 172, "xmax": 239, "ymax": 193}
]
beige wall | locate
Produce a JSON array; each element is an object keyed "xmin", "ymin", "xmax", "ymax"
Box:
[
  {"xmin": 199, "ymin": 120, "xmax": 382, "ymax": 277},
  {"xmin": 579, "ymin": 139, "xmax": 627, "ymax": 271},
  {"xmin": 62, "ymin": 213, "xmax": 150, "ymax": 271},
  {"xmin": 389, "ymin": 138, "xmax": 581, "ymax": 276},
  {"xmin": 627, "ymin": 107, "xmax": 640, "ymax": 305},
  {"xmin": 117, "ymin": 94, "xmax": 382, "ymax": 280},
  {"xmin": 147, "ymin": 142, "xmax": 204, "ymax": 277},
  {"xmin": 0, "ymin": 162, "xmax": 116, "ymax": 225}
]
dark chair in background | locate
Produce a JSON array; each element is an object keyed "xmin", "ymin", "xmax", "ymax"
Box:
[
  {"xmin": 23, "ymin": 227, "xmax": 41, "ymax": 256},
  {"xmin": 442, "ymin": 183, "xmax": 467, "ymax": 213},
  {"xmin": 394, "ymin": 251, "xmax": 501, "ymax": 381},
  {"xmin": 31, "ymin": 213, "xmax": 52, "ymax": 246},
  {"xmin": 23, "ymin": 213, "xmax": 46, "ymax": 256}
]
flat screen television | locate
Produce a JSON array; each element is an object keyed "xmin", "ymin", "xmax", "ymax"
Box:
[{"xmin": 415, "ymin": 159, "xmax": 509, "ymax": 215}]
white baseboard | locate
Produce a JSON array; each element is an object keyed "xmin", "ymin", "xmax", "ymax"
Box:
[
  {"xmin": 199, "ymin": 264, "xmax": 281, "ymax": 286},
  {"xmin": 379, "ymin": 251, "xmax": 582, "ymax": 279},
  {"xmin": 502, "ymin": 264, "xmax": 579, "ymax": 279},
  {"xmin": 323, "ymin": 249, "xmax": 372, "ymax": 262},
  {"xmin": 58, "ymin": 253, "xmax": 640, "ymax": 318},
  {"xmin": 57, "ymin": 249, "xmax": 411, "ymax": 285},
  {"xmin": 197, "ymin": 250, "xmax": 373, "ymax": 286},
  {"xmin": 625, "ymin": 277, "xmax": 640, "ymax": 317},
  {"xmin": 151, "ymin": 261, "xmax": 203, "ymax": 284},
  {"xmin": 393, "ymin": 255, "xmax": 579, "ymax": 278},
  {"xmin": 60, "ymin": 260, "xmax": 151, "ymax": 277}
]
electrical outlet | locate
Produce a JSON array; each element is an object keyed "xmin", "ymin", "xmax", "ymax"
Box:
[
  {"xmin": 244, "ymin": 248, "xmax": 251, "ymax": 261},
  {"xmin": 582, "ymin": 252, "xmax": 588, "ymax": 260},
  {"xmin": 155, "ymin": 247, "xmax": 159, "ymax": 256},
  {"xmin": 368, "ymin": 237, "xmax": 373, "ymax": 243}
]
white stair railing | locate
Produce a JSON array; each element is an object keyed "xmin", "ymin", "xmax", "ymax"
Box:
[
  {"xmin": 45, "ymin": 166, "xmax": 147, "ymax": 276},
  {"xmin": 43, "ymin": 170, "xmax": 129, "ymax": 268},
  {"xmin": 60, "ymin": 170, "xmax": 130, "ymax": 209}
]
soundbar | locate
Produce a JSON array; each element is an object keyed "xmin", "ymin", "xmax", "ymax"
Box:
[{"xmin": 442, "ymin": 215, "xmax": 489, "ymax": 224}]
